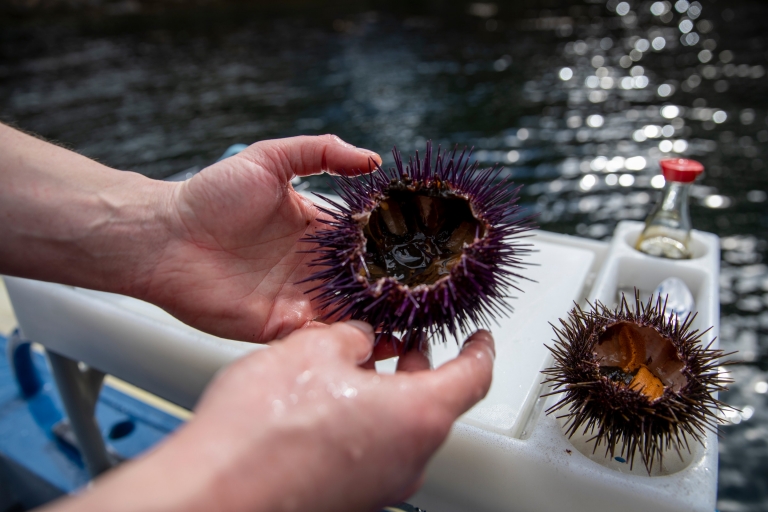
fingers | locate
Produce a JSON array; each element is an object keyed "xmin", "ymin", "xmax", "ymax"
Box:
[
  {"xmin": 360, "ymin": 335, "xmax": 401, "ymax": 370},
  {"xmin": 246, "ymin": 135, "xmax": 382, "ymax": 182},
  {"xmin": 396, "ymin": 345, "xmax": 431, "ymax": 373},
  {"xmin": 371, "ymin": 334, "xmax": 401, "ymax": 361},
  {"xmin": 327, "ymin": 321, "xmax": 376, "ymax": 364},
  {"xmin": 359, "ymin": 335, "xmax": 430, "ymax": 372},
  {"xmin": 421, "ymin": 330, "xmax": 495, "ymax": 417},
  {"xmin": 360, "ymin": 335, "xmax": 400, "ymax": 370},
  {"xmin": 370, "ymin": 340, "xmax": 399, "ymax": 364}
]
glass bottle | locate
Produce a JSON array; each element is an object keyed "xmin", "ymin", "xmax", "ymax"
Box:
[{"xmin": 635, "ymin": 158, "xmax": 704, "ymax": 259}]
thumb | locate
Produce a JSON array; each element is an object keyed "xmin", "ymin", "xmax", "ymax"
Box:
[
  {"xmin": 288, "ymin": 320, "xmax": 376, "ymax": 365},
  {"xmin": 243, "ymin": 134, "xmax": 382, "ymax": 182}
]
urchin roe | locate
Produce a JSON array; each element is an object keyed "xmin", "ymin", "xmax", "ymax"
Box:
[
  {"xmin": 361, "ymin": 183, "xmax": 486, "ymax": 287},
  {"xmin": 594, "ymin": 321, "xmax": 687, "ymax": 401}
]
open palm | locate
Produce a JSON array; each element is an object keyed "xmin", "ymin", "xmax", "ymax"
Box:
[{"xmin": 141, "ymin": 135, "xmax": 380, "ymax": 342}]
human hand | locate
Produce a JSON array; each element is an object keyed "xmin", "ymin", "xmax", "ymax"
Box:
[
  {"xmin": 0, "ymin": 127, "xmax": 379, "ymax": 337},
  {"xmin": 50, "ymin": 323, "xmax": 495, "ymax": 512},
  {"xmin": 135, "ymin": 135, "xmax": 381, "ymax": 342}
]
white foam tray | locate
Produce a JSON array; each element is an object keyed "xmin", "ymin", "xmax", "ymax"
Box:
[
  {"xmin": 378, "ymin": 231, "xmax": 598, "ymax": 438},
  {"xmin": 411, "ymin": 221, "xmax": 721, "ymax": 512},
  {"xmin": 4, "ymin": 219, "xmax": 720, "ymax": 512}
]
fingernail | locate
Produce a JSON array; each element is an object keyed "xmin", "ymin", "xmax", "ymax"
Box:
[
  {"xmin": 462, "ymin": 330, "xmax": 495, "ymax": 359},
  {"xmin": 331, "ymin": 135, "xmax": 381, "ymax": 165},
  {"xmin": 345, "ymin": 320, "xmax": 375, "ymax": 340},
  {"xmin": 356, "ymin": 148, "xmax": 382, "ymax": 165}
]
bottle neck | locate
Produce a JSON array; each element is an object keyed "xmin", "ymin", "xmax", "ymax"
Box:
[
  {"xmin": 636, "ymin": 180, "xmax": 694, "ymax": 259},
  {"xmin": 645, "ymin": 179, "xmax": 692, "ymax": 233},
  {"xmin": 659, "ymin": 181, "xmax": 691, "ymax": 213}
]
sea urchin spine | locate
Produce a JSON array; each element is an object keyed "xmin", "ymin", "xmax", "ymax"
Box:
[
  {"xmin": 302, "ymin": 142, "xmax": 535, "ymax": 348},
  {"xmin": 542, "ymin": 292, "xmax": 731, "ymax": 473}
]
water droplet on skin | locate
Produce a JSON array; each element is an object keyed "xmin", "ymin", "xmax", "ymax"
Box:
[
  {"xmin": 296, "ymin": 370, "xmax": 312, "ymax": 384},
  {"xmin": 272, "ymin": 399, "xmax": 285, "ymax": 416},
  {"xmin": 371, "ymin": 375, "xmax": 381, "ymax": 384},
  {"xmin": 289, "ymin": 393, "xmax": 299, "ymax": 405},
  {"xmin": 327, "ymin": 381, "xmax": 358, "ymax": 399}
]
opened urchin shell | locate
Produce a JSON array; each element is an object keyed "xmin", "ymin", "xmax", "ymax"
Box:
[
  {"xmin": 542, "ymin": 291, "xmax": 731, "ymax": 473},
  {"xmin": 301, "ymin": 142, "xmax": 535, "ymax": 348}
]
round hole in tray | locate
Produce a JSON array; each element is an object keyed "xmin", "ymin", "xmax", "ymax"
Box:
[
  {"xmin": 624, "ymin": 229, "xmax": 708, "ymax": 259},
  {"xmin": 555, "ymin": 414, "xmax": 703, "ymax": 477},
  {"xmin": 108, "ymin": 419, "xmax": 136, "ymax": 440}
]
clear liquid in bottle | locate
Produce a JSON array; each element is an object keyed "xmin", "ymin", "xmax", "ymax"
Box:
[{"xmin": 635, "ymin": 158, "xmax": 704, "ymax": 260}]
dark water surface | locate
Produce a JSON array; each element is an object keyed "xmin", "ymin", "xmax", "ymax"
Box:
[{"xmin": 1, "ymin": 1, "xmax": 767, "ymax": 509}]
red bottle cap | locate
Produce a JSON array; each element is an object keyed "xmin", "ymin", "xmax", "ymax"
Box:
[{"xmin": 659, "ymin": 158, "xmax": 704, "ymax": 183}]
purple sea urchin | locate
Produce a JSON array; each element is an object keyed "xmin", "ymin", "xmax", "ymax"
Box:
[
  {"xmin": 302, "ymin": 142, "xmax": 534, "ymax": 348},
  {"xmin": 542, "ymin": 292, "xmax": 731, "ymax": 473}
]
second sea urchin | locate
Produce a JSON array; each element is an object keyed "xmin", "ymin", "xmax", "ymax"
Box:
[
  {"xmin": 542, "ymin": 292, "xmax": 731, "ymax": 473},
  {"xmin": 302, "ymin": 142, "xmax": 534, "ymax": 348}
]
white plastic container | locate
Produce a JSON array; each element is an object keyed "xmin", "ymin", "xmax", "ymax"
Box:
[
  {"xmin": 411, "ymin": 220, "xmax": 721, "ymax": 512},
  {"xmin": 3, "ymin": 219, "xmax": 722, "ymax": 512}
]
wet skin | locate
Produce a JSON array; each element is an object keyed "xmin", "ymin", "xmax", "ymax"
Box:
[{"xmin": 44, "ymin": 323, "xmax": 495, "ymax": 512}]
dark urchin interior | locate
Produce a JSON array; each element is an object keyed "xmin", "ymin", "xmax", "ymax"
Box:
[
  {"xmin": 542, "ymin": 292, "xmax": 731, "ymax": 473},
  {"xmin": 363, "ymin": 185, "xmax": 485, "ymax": 287},
  {"xmin": 301, "ymin": 142, "xmax": 534, "ymax": 348}
]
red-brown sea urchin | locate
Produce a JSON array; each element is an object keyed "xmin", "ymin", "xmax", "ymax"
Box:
[
  {"xmin": 302, "ymin": 142, "xmax": 535, "ymax": 348},
  {"xmin": 542, "ymin": 292, "xmax": 732, "ymax": 473}
]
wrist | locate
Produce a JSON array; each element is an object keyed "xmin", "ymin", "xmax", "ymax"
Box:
[
  {"xmin": 0, "ymin": 124, "xmax": 181, "ymax": 297},
  {"xmin": 102, "ymin": 172, "xmax": 179, "ymax": 300},
  {"xmin": 44, "ymin": 424, "xmax": 223, "ymax": 512}
]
